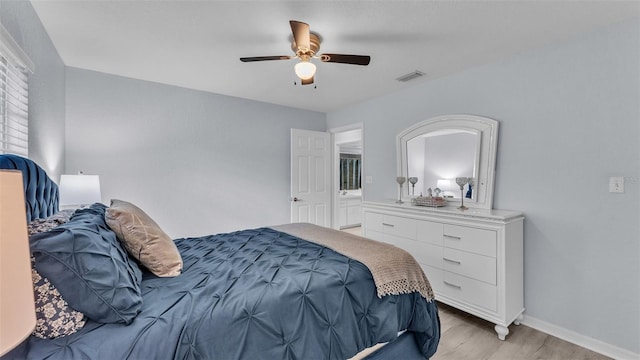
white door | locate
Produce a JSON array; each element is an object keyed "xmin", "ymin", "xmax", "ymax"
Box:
[{"xmin": 291, "ymin": 129, "xmax": 331, "ymax": 226}]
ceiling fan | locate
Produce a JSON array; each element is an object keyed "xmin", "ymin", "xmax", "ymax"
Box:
[{"xmin": 240, "ymin": 20, "xmax": 371, "ymax": 85}]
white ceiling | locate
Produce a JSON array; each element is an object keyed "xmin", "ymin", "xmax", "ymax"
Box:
[{"xmin": 30, "ymin": 1, "xmax": 639, "ymax": 113}]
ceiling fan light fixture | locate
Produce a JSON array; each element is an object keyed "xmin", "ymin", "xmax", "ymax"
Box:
[
  {"xmin": 240, "ymin": 20, "xmax": 370, "ymax": 84},
  {"xmin": 294, "ymin": 60, "xmax": 316, "ymax": 80}
]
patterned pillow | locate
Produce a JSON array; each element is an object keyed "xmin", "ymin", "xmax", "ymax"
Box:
[
  {"xmin": 28, "ymin": 210, "xmax": 86, "ymax": 339},
  {"xmin": 27, "ymin": 210, "xmax": 74, "ymax": 236},
  {"xmin": 31, "ymin": 257, "xmax": 86, "ymax": 339}
]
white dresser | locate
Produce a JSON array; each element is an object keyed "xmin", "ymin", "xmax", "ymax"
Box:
[{"xmin": 362, "ymin": 200, "xmax": 524, "ymax": 340}]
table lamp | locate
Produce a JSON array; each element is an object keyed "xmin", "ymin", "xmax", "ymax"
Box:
[{"xmin": 59, "ymin": 173, "xmax": 101, "ymax": 208}]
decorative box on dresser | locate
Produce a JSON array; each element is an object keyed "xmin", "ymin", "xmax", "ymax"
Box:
[{"xmin": 362, "ymin": 200, "xmax": 524, "ymax": 340}]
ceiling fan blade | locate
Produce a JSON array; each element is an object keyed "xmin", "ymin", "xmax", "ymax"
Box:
[
  {"xmin": 301, "ymin": 76, "xmax": 314, "ymax": 85},
  {"xmin": 320, "ymin": 54, "xmax": 371, "ymax": 66},
  {"xmin": 240, "ymin": 56, "xmax": 292, "ymax": 62},
  {"xmin": 290, "ymin": 20, "xmax": 310, "ymax": 51}
]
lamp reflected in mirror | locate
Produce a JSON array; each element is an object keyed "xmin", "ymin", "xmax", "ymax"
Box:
[{"xmin": 436, "ymin": 179, "xmax": 451, "ymax": 197}]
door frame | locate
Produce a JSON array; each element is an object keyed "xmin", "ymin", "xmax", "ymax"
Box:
[{"xmin": 329, "ymin": 123, "xmax": 364, "ymax": 230}]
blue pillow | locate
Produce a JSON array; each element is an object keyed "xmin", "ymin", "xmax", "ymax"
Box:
[{"xmin": 30, "ymin": 204, "xmax": 143, "ymax": 324}]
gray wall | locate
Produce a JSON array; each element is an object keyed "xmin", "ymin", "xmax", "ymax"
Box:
[
  {"xmin": 327, "ymin": 18, "xmax": 640, "ymax": 353},
  {"xmin": 65, "ymin": 68, "xmax": 326, "ymax": 237},
  {"xmin": 1, "ymin": 0, "xmax": 66, "ymax": 179}
]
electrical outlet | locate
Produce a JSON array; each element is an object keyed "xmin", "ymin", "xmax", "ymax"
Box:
[{"xmin": 609, "ymin": 176, "xmax": 624, "ymax": 193}]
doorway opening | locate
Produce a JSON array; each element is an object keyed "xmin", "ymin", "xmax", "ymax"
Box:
[{"xmin": 330, "ymin": 124, "xmax": 363, "ymax": 230}]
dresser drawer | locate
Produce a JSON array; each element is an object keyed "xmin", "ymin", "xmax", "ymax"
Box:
[
  {"xmin": 364, "ymin": 228, "xmax": 389, "ymax": 244},
  {"xmin": 443, "ymin": 224, "xmax": 496, "ymax": 257},
  {"xmin": 380, "ymin": 214, "xmax": 417, "ymax": 239},
  {"xmin": 420, "ymin": 265, "xmax": 443, "ymax": 294},
  {"xmin": 416, "ymin": 220, "xmax": 443, "ymax": 246},
  {"xmin": 364, "ymin": 212, "xmax": 384, "ymax": 233},
  {"xmin": 441, "ymin": 271, "xmax": 497, "ymax": 312},
  {"xmin": 442, "ymin": 248, "xmax": 496, "ymax": 285},
  {"xmin": 397, "ymin": 238, "xmax": 443, "ymax": 269},
  {"xmin": 364, "ymin": 212, "xmax": 417, "ymax": 239},
  {"xmin": 365, "ymin": 229, "xmax": 443, "ymax": 269}
]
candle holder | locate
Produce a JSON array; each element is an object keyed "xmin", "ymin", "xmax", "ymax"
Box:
[
  {"xmin": 396, "ymin": 176, "xmax": 406, "ymax": 204},
  {"xmin": 456, "ymin": 177, "xmax": 470, "ymax": 210},
  {"xmin": 408, "ymin": 177, "xmax": 418, "ymax": 196}
]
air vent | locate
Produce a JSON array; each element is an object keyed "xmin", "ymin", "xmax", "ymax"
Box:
[{"xmin": 396, "ymin": 70, "xmax": 425, "ymax": 82}]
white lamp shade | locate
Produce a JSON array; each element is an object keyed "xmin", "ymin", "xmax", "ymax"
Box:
[
  {"xmin": 0, "ymin": 170, "xmax": 36, "ymax": 355},
  {"xmin": 294, "ymin": 61, "xmax": 316, "ymax": 80},
  {"xmin": 59, "ymin": 174, "xmax": 101, "ymax": 206},
  {"xmin": 436, "ymin": 179, "xmax": 451, "ymax": 191}
]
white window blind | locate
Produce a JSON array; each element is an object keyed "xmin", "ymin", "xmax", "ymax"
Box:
[{"xmin": 0, "ymin": 25, "xmax": 32, "ymax": 157}]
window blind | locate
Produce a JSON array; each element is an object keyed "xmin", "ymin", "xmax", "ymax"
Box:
[{"xmin": 0, "ymin": 25, "xmax": 32, "ymax": 157}]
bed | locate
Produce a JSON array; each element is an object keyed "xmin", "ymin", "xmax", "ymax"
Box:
[{"xmin": 1, "ymin": 154, "xmax": 440, "ymax": 360}]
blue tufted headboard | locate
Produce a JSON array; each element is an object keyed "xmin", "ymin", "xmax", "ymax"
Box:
[{"xmin": 0, "ymin": 154, "xmax": 59, "ymax": 222}]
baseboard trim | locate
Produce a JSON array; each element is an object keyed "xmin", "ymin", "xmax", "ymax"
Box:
[{"xmin": 522, "ymin": 315, "xmax": 639, "ymax": 360}]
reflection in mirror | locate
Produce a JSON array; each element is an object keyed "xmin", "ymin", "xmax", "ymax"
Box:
[
  {"xmin": 340, "ymin": 153, "xmax": 361, "ymax": 190},
  {"xmin": 407, "ymin": 129, "xmax": 480, "ymax": 199},
  {"xmin": 397, "ymin": 114, "xmax": 499, "ymax": 210}
]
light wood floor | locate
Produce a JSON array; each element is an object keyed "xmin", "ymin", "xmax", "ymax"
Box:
[
  {"xmin": 341, "ymin": 226, "xmax": 363, "ymax": 236},
  {"xmin": 434, "ymin": 302, "xmax": 610, "ymax": 360},
  {"xmin": 342, "ymin": 226, "xmax": 610, "ymax": 360}
]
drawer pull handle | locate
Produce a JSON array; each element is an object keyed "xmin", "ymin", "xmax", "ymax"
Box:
[
  {"xmin": 382, "ymin": 223, "xmax": 395, "ymax": 227},
  {"xmin": 444, "ymin": 234, "xmax": 461, "ymax": 240},
  {"xmin": 443, "ymin": 281, "xmax": 462, "ymax": 289},
  {"xmin": 443, "ymin": 257, "xmax": 461, "ymax": 265}
]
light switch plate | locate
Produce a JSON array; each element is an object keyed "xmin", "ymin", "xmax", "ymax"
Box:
[
  {"xmin": 366, "ymin": 176, "xmax": 373, "ymax": 184},
  {"xmin": 609, "ymin": 176, "xmax": 624, "ymax": 193}
]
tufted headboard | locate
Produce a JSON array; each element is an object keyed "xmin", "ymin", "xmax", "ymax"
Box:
[{"xmin": 0, "ymin": 154, "xmax": 59, "ymax": 222}]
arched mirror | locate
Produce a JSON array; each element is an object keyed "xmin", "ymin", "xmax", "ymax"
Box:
[{"xmin": 397, "ymin": 114, "xmax": 499, "ymax": 210}]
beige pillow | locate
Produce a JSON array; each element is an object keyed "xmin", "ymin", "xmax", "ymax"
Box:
[{"xmin": 105, "ymin": 199, "xmax": 182, "ymax": 277}]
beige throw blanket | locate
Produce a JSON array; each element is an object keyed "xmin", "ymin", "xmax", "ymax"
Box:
[{"xmin": 270, "ymin": 223, "xmax": 434, "ymax": 301}]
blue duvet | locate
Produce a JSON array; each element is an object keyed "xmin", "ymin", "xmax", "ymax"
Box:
[{"xmin": 11, "ymin": 227, "xmax": 440, "ymax": 359}]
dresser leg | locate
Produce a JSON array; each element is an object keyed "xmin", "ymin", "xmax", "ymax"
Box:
[
  {"xmin": 513, "ymin": 313, "xmax": 524, "ymax": 326},
  {"xmin": 494, "ymin": 324, "xmax": 509, "ymax": 340}
]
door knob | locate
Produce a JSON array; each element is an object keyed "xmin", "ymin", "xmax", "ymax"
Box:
[{"xmin": 292, "ymin": 197, "xmax": 302, "ymax": 202}]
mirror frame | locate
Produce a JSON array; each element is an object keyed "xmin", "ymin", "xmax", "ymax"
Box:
[{"xmin": 397, "ymin": 114, "xmax": 499, "ymax": 210}]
